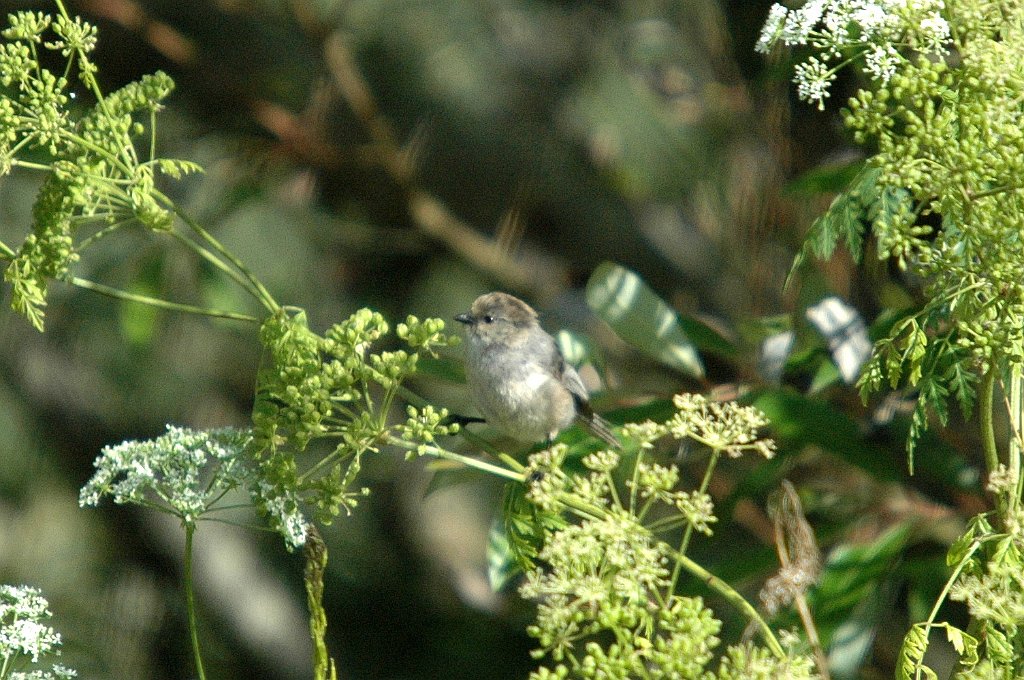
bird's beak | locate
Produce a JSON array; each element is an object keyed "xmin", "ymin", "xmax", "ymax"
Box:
[{"xmin": 454, "ymin": 313, "xmax": 473, "ymax": 325}]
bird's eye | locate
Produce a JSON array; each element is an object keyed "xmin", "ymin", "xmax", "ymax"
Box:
[{"xmin": 483, "ymin": 315, "xmax": 494, "ymax": 324}]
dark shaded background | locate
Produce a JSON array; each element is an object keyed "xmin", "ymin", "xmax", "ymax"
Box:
[{"xmin": 0, "ymin": 1, "xmax": 975, "ymax": 678}]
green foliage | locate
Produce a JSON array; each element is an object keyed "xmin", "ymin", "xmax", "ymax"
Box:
[
  {"xmin": 586, "ymin": 262, "xmax": 709, "ymax": 378},
  {"xmin": 771, "ymin": 0, "xmax": 1024, "ymax": 458},
  {"xmin": 787, "ymin": 165, "xmax": 913, "ymax": 284},
  {"xmin": 766, "ymin": 0, "xmax": 1024, "ymax": 676}
]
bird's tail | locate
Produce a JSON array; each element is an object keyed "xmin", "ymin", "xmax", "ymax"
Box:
[{"xmin": 579, "ymin": 412, "xmax": 620, "ymax": 449}]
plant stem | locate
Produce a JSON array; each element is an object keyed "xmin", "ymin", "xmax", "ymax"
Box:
[
  {"xmin": 668, "ymin": 450, "xmax": 720, "ymax": 592},
  {"xmin": 160, "ymin": 195, "xmax": 280, "ymax": 314},
  {"xmin": 1009, "ymin": 365, "xmax": 1023, "ymax": 514},
  {"xmin": 668, "ymin": 547, "xmax": 785, "ymax": 659},
  {"xmin": 393, "ymin": 438, "xmax": 525, "ymax": 482},
  {"xmin": 183, "ymin": 523, "xmax": 206, "ymax": 680},
  {"xmin": 70, "ymin": 277, "xmax": 260, "ymax": 322},
  {"xmin": 919, "ymin": 538, "xmax": 983, "ymax": 680},
  {"xmin": 979, "ymin": 363, "xmax": 1005, "ymax": 516},
  {"xmin": 305, "ymin": 525, "xmax": 338, "ymax": 680},
  {"xmin": 165, "ymin": 229, "xmax": 265, "ymax": 307}
]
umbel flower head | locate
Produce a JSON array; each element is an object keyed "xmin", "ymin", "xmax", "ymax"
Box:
[
  {"xmin": 79, "ymin": 425, "xmax": 254, "ymax": 526},
  {"xmin": 517, "ymin": 393, "xmax": 816, "ymax": 678},
  {"xmin": 757, "ymin": 0, "xmax": 950, "ymax": 108},
  {"xmin": 0, "ymin": 585, "xmax": 76, "ymax": 678}
]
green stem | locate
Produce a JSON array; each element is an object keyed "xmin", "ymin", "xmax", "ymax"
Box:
[
  {"xmin": 160, "ymin": 195, "xmax": 279, "ymax": 313},
  {"xmin": 919, "ymin": 539, "xmax": 983, "ymax": 680},
  {"xmin": 70, "ymin": 277, "xmax": 260, "ymax": 322},
  {"xmin": 165, "ymin": 229, "xmax": 265, "ymax": 304},
  {"xmin": 979, "ymin": 363, "xmax": 1005, "ymax": 516},
  {"xmin": 668, "ymin": 547, "xmax": 785, "ymax": 659},
  {"xmin": 183, "ymin": 523, "xmax": 207, "ymax": 680},
  {"xmin": 669, "ymin": 450, "xmax": 721, "ymax": 592},
  {"xmin": 397, "ymin": 439, "xmax": 525, "ymax": 482},
  {"xmin": 305, "ymin": 525, "xmax": 337, "ymax": 680},
  {"xmin": 1009, "ymin": 365, "xmax": 1023, "ymax": 514},
  {"xmin": 77, "ymin": 218, "xmax": 135, "ymax": 251},
  {"xmin": 61, "ymin": 131, "xmax": 135, "ymax": 177},
  {"xmin": 10, "ymin": 158, "xmax": 52, "ymax": 172},
  {"xmin": 0, "ymin": 239, "xmax": 14, "ymax": 260}
]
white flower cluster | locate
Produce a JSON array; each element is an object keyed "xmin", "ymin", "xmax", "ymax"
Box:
[
  {"xmin": 79, "ymin": 425, "xmax": 252, "ymax": 525},
  {"xmin": 757, "ymin": 0, "xmax": 950, "ymax": 108},
  {"xmin": 0, "ymin": 585, "xmax": 75, "ymax": 678},
  {"xmin": 256, "ymin": 480, "xmax": 309, "ymax": 550}
]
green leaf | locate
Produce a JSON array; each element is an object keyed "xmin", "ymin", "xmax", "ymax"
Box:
[
  {"xmin": 944, "ymin": 359, "xmax": 977, "ymax": 419},
  {"xmin": 816, "ymin": 524, "xmax": 912, "ymax": 618},
  {"xmin": 788, "ymin": 167, "xmax": 874, "ymax": 279},
  {"xmin": 585, "ymin": 262, "xmax": 708, "ymax": 378},
  {"xmin": 944, "ymin": 623, "xmax": 979, "ymax": 668},
  {"xmin": 415, "ymin": 356, "xmax": 465, "ymax": 383},
  {"xmin": 982, "ymin": 623, "xmax": 1012, "ymax": 665},
  {"xmin": 810, "ymin": 524, "xmax": 912, "ymax": 670},
  {"xmin": 784, "ymin": 159, "xmax": 865, "ymax": 197},
  {"xmin": 896, "ymin": 623, "xmax": 937, "ymax": 680},
  {"xmin": 807, "ymin": 358, "xmax": 842, "ymax": 394},
  {"xmin": 751, "ymin": 387, "xmax": 901, "ymax": 483},
  {"xmin": 486, "ymin": 516, "xmax": 521, "ymax": 592},
  {"xmin": 946, "ymin": 524, "xmax": 980, "ymax": 569}
]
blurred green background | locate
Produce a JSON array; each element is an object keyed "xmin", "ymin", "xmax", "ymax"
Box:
[{"xmin": 0, "ymin": 0, "xmax": 985, "ymax": 678}]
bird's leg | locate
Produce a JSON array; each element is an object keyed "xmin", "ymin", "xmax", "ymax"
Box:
[{"xmin": 441, "ymin": 413, "xmax": 487, "ymax": 428}]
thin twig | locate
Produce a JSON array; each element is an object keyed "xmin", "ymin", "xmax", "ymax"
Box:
[{"xmin": 70, "ymin": 276, "xmax": 260, "ymax": 322}]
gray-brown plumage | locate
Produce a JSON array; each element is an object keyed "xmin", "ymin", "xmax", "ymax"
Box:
[{"xmin": 455, "ymin": 292, "xmax": 619, "ymax": 448}]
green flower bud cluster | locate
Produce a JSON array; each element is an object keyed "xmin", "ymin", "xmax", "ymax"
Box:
[
  {"xmin": 668, "ymin": 393, "xmax": 776, "ymax": 459},
  {"xmin": 250, "ymin": 308, "xmax": 459, "ymax": 549},
  {"xmin": 0, "ymin": 10, "xmax": 192, "ymax": 330},
  {"xmin": 399, "ymin": 405, "xmax": 460, "ymax": 455},
  {"xmin": 713, "ymin": 638, "xmax": 817, "ymax": 680},
  {"xmin": 774, "ymin": 3, "xmax": 1024, "ymax": 459},
  {"xmin": 845, "ymin": 17, "xmax": 1024, "ymax": 366},
  {"xmin": 520, "ymin": 394, "xmax": 805, "ymax": 678},
  {"xmin": 4, "ymin": 176, "xmax": 77, "ymax": 330}
]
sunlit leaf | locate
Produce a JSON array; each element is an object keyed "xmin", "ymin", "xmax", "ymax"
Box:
[
  {"xmin": 896, "ymin": 623, "xmax": 937, "ymax": 680},
  {"xmin": 585, "ymin": 262, "xmax": 709, "ymax": 378},
  {"xmin": 486, "ymin": 517, "xmax": 521, "ymax": 592}
]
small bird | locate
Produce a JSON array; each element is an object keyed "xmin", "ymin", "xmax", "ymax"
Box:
[{"xmin": 454, "ymin": 292, "xmax": 619, "ymax": 448}]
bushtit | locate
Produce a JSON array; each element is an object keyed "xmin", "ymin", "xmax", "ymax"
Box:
[{"xmin": 455, "ymin": 292, "xmax": 619, "ymax": 448}]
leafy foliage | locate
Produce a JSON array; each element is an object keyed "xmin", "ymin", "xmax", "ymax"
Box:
[
  {"xmin": 765, "ymin": 0, "xmax": 1024, "ymax": 675},
  {"xmin": 787, "ymin": 165, "xmax": 912, "ymax": 283}
]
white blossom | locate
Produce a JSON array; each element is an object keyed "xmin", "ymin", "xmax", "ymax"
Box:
[
  {"xmin": 257, "ymin": 481, "xmax": 309, "ymax": 550},
  {"xmin": 79, "ymin": 425, "xmax": 252, "ymax": 524},
  {"xmin": 0, "ymin": 586, "xmax": 75, "ymax": 676},
  {"xmin": 864, "ymin": 43, "xmax": 901, "ymax": 81},
  {"xmin": 919, "ymin": 12, "xmax": 950, "ymax": 52},
  {"xmin": 756, "ymin": 4, "xmax": 790, "ymax": 53},
  {"xmin": 758, "ymin": 0, "xmax": 951, "ymax": 107}
]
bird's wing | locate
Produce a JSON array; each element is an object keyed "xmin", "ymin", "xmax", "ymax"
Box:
[
  {"xmin": 559, "ymin": 361, "xmax": 590, "ymax": 405},
  {"xmin": 553, "ymin": 345, "xmax": 620, "ymax": 448}
]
